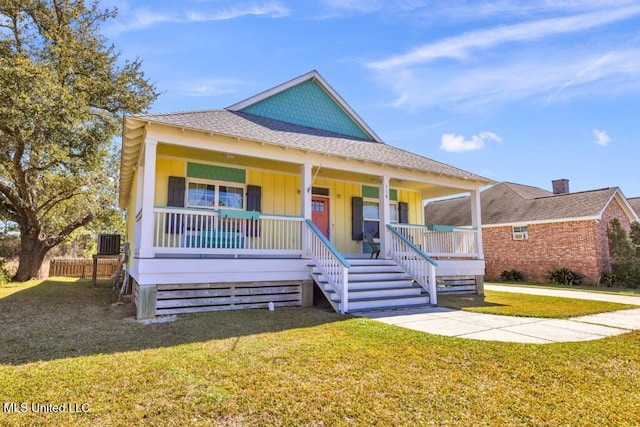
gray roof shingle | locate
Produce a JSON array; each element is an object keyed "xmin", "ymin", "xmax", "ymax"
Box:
[
  {"xmin": 131, "ymin": 109, "xmax": 491, "ymax": 183},
  {"xmin": 424, "ymin": 181, "xmax": 622, "ymax": 226},
  {"xmin": 628, "ymin": 197, "xmax": 640, "ymax": 217}
]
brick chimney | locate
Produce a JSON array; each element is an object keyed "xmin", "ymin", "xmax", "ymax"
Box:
[{"xmin": 552, "ymin": 179, "xmax": 570, "ymax": 195}]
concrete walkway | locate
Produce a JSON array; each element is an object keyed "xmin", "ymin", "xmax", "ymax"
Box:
[
  {"xmin": 361, "ymin": 285, "xmax": 640, "ymax": 344},
  {"xmin": 485, "ymin": 283, "xmax": 640, "ymax": 305}
]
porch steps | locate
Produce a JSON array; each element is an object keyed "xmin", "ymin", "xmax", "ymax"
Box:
[{"xmin": 311, "ymin": 258, "xmax": 432, "ymax": 313}]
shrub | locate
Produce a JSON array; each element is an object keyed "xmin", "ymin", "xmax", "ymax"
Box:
[
  {"xmin": 607, "ymin": 219, "xmax": 640, "ymax": 288},
  {"xmin": 546, "ymin": 268, "xmax": 583, "ymax": 286},
  {"xmin": 0, "ymin": 259, "xmax": 10, "ymax": 285},
  {"xmin": 611, "ymin": 260, "xmax": 640, "ymax": 289},
  {"xmin": 499, "ymin": 269, "xmax": 525, "ymax": 282},
  {"xmin": 599, "ymin": 273, "xmax": 618, "ymax": 287}
]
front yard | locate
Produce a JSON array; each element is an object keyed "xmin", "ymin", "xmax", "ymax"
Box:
[{"xmin": 1, "ymin": 279, "xmax": 639, "ymax": 426}]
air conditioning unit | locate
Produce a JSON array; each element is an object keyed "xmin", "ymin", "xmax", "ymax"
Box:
[{"xmin": 98, "ymin": 234, "xmax": 121, "ymax": 255}]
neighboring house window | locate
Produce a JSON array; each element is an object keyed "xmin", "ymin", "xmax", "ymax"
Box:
[
  {"xmin": 186, "ymin": 180, "xmax": 244, "ymax": 210},
  {"xmin": 512, "ymin": 225, "xmax": 528, "ymax": 240}
]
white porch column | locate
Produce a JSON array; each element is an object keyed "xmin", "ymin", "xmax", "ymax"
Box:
[
  {"xmin": 138, "ymin": 139, "xmax": 158, "ymax": 259},
  {"xmin": 301, "ymin": 164, "xmax": 312, "ymax": 220},
  {"xmin": 470, "ymin": 189, "xmax": 484, "ymax": 259},
  {"xmin": 301, "ymin": 164, "xmax": 313, "ymax": 257},
  {"xmin": 379, "ymin": 176, "xmax": 391, "ymax": 258}
]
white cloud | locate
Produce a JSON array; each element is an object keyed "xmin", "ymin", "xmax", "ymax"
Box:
[
  {"xmin": 108, "ymin": 2, "xmax": 289, "ymax": 34},
  {"xmin": 440, "ymin": 132, "xmax": 502, "ymax": 152},
  {"xmin": 424, "ymin": 0, "xmax": 640, "ymax": 22},
  {"xmin": 322, "ymin": 0, "xmax": 383, "ymax": 13},
  {"xmin": 593, "ymin": 129, "xmax": 612, "ymax": 146},
  {"xmin": 172, "ymin": 77, "xmax": 246, "ymax": 97},
  {"xmin": 368, "ymin": 5, "xmax": 640, "ymax": 71},
  {"xmin": 186, "ymin": 3, "xmax": 289, "ymax": 21},
  {"xmin": 365, "ymin": 3, "xmax": 640, "ymax": 111},
  {"xmin": 371, "ymin": 48, "xmax": 640, "ymax": 111}
]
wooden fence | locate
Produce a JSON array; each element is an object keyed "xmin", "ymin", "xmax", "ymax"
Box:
[{"xmin": 49, "ymin": 258, "xmax": 120, "ymax": 278}]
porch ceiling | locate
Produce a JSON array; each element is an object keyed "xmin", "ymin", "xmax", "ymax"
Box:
[
  {"xmin": 157, "ymin": 143, "xmax": 470, "ymax": 200},
  {"xmin": 156, "ymin": 143, "xmax": 301, "ymax": 175}
]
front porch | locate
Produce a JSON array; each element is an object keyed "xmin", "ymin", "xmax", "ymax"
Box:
[{"xmin": 130, "ymin": 206, "xmax": 485, "ymax": 318}]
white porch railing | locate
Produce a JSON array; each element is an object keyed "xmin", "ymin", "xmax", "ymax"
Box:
[
  {"xmin": 386, "ymin": 225, "xmax": 438, "ymax": 305},
  {"xmin": 303, "ymin": 219, "xmax": 350, "ymax": 314},
  {"xmin": 391, "ymin": 224, "xmax": 479, "ymax": 258},
  {"xmin": 152, "ymin": 206, "xmax": 304, "ymax": 256}
]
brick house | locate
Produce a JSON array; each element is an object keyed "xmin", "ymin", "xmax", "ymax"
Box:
[{"xmin": 424, "ymin": 180, "xmax": 640, "ymax": 284}]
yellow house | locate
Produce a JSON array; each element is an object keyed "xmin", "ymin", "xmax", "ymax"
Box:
[{"xmin": 119, "ymin": 70, "xmax": 492, "ymax": 319}]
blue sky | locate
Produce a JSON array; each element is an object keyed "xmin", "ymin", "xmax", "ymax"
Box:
[{"xmin": 104, "ymin": 0, "xmax": 640, "ymax": 198}]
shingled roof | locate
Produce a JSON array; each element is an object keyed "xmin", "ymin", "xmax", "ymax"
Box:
[
  {"xmin": 120, "ymin": 70, "xmax": 494, "ymax": 208},
  {"xmin": 424, "ymin": 181, "xmax": 638, "ymax": 226},
  {"xmin": 628, "ymin": 197, "xmax": 640, "ymax": 217},
  {"xmin": 128, "ymin": 109, "xmax": 489, "ymax": 182}
]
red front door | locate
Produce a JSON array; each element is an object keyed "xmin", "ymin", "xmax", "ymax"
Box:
[{"xmin": 312, "ymin": 196, "xmax": 330, "ymax": 239}]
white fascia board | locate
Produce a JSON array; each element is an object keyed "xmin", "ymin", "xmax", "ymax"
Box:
[{"xmin": 602, "ymin": 190, "xmax": 640, "ymax": 223}]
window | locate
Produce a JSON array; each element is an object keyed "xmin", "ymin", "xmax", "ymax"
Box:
[
  {"xmin": 362, "ymin": 201, "xmax": 398, "ymax": 236},
  {"xmin": 513, "ymin": 225, "xmax": 528, "ymax": 240},
  {"xmin": 187, "ymin": 182, "xmax": 215, "ymax": 207},
  {"xmin": 186, "ymin": 180, "xmax": 244, "ymax": 210},
  {"xmin": 219, "ymin": 186, "xmax": 244, "ymax": 209},
  {"xmin": 389, "ymin": 202, "xmax": 398, "ymax": 223},
  {"xmin": 363, "ymin": 201, "xmax": 379, "ymax": 238}
]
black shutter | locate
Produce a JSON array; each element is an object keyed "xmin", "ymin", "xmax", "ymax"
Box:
[
  {"xmin": 352, "ymin": 196, "xmax": 364, "ymax": 241},
  {"xmin": 246, "ymin": 185, "xmax": 261, "ymax": 237},
  {"xmin": 246, "ymin": 185, "xmax": 261, "ymax": 211},
  {"xmin": 399, "ymin": 202, "xmax": 409, "ymax": 224},
  {"xmin": 166, "ymin": 176, "xmax": 185, "ymax": 233},
  {"xmin": 167, "ymin": 176, "xmax": 185, "ymax": 207}
]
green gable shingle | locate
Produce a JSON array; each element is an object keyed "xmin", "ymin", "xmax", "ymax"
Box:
[
  {"xmin": 240, "ymin": 80, "xmax": 370, "ymax": 140},
  {"xmin": 187, "ymin": 163, "xmax": 245, "ymax": 183}
]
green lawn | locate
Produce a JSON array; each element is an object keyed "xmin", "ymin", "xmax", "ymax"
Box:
[
  {"xmin": 1, "ymin": 279, "xmax": 639, "ymax": 426},
  {"xmin": 489, "ymin": 281, "xmax": 640, "ymax": 296},
  {"xmin": 438, "ymin": 290, "xmax": 638, "ymax": 318}
]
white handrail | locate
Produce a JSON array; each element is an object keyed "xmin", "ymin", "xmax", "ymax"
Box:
[
  {"xmin": 387, "ymin": 225, "xmax": 438, "ymax": 305},
  {"xmin": 392, "ymin": 224, "xmax": 479, "ymax": 258},
  {"xmin": 303, "ymin": 220, "xmax": 350, "ymax": 314}
]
